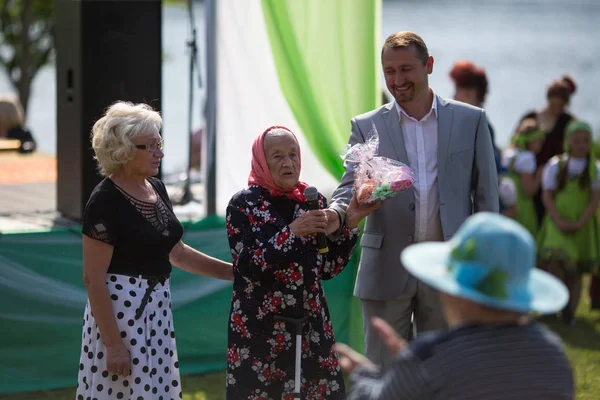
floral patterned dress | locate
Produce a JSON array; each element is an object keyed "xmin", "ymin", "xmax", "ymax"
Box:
[{"xmin": 225, "ymin": 185, "xmax": 359, "ymax": 400}]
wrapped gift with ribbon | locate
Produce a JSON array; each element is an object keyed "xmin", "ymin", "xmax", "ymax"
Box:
[{"xmin": 341, "ymin": 124, "xmax": 415, "ymax": 205}]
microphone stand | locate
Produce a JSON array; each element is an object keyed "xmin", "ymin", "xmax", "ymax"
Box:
[{"xmin": 178, "ymin": 0, "xmax": 203, "ymax": 205}]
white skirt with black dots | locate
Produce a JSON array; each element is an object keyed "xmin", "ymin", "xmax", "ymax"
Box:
[{"xmin": 76, "ymin": 273, "xmax": 182, "ymax": 400}]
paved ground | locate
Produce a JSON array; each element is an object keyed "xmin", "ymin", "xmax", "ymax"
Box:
[
  {"xmin": 0, "ymin": 153, "xmax": 205, "ymax": 233},
  {"xmin": 0, "ymin": 152, "xmax": 56, "ymax": 186}
]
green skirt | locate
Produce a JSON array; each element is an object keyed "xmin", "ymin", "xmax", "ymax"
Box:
[
  {"xmin": 537, "ymin": 179, "xmax": 600, "ymax": 274},
  {"xmin": 505, "ymin": 173, "xmax": 538, "ymax": 237}
]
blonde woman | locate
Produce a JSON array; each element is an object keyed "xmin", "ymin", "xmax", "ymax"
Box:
[
  {"xmin": 0, "ymin": 94, "xmax": 35, "ymax": 153},
  {"xmin": 77, "ymin": 101, "xmax": 233, "ymax": 400}
]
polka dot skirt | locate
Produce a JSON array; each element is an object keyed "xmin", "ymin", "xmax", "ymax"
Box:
[{"xmin": 76, "ymin": 274, "xmax": 182, "ymax": 400}]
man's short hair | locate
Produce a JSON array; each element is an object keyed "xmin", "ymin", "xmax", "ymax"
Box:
[{"xmin": 381, "ymin": 31, "xmax": 429, "ymax": 64}]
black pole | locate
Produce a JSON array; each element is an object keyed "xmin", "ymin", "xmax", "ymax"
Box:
[
  {"xmin": 205, "ymin": 0, "xmax": 217, "ymax": 216},
  {"xmin": 179, "ymin": 0, "xmax": 200, "ymax": 205}
]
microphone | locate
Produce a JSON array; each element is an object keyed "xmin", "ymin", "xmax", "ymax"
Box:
[{"xmin": 304, "ymin": 186, "xmax": 329, "ymax": 254}]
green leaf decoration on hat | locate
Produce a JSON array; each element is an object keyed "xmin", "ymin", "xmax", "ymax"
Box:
[
  {"xmin": 476, "ymin": 269, "xmax": 509, "ymax": 299},
  {"xmin": 448, "ymin": 238, "xmax": 509, "ymax": 299},
  {"xmin": 450, "ymin": 238, "xmax": 477, "ymax": 263}
]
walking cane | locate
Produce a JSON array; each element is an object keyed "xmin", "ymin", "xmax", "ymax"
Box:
[{"xmin": 274, "ymin": 315, "xmax": 308, "ymax": 399}]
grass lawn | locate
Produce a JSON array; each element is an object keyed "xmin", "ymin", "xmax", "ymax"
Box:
[
  {"xmin": 540, "ymin": 277, "xmax": 600, "ymax": 399},
  {"xmin": 3, "ymin": 279, "xmax": 599, "ymax": 400}
]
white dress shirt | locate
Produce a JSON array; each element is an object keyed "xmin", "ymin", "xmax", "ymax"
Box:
[{"xmin": 395, "ymin": 95, "xmax": 444, "ymax": 243}]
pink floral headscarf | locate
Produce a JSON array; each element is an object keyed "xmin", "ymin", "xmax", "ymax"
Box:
[{"xmin": 247, "ymin": 125, "xmax": 308, "ymax": 202}]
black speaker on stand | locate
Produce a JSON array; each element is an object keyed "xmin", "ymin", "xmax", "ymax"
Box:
[{"xmin": 55, "ymin": 0, "xmax": 162, "ymax": 221}]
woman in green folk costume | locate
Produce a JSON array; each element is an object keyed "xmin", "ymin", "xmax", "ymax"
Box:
[
  {"xmin": 538, "ymin": 120, "xmax": 600, "ymax": 325},
  {"xmin": 501, "ymin": 118, "xmax": 546, "ymax": 235}
]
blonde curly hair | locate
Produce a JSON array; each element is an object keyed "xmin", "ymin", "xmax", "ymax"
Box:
[{"xmin": 91, "ymin": 101, "xmax": 162, "ymax": 176}]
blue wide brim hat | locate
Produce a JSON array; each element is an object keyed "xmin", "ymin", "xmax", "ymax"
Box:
[{"xmin": 401, "ymin": 212, "xmax": 568, "ymax": 314}]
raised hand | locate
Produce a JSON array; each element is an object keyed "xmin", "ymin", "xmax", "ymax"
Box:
[
  {"xmin": 332, "ymin": 342, "xmax": 373, "ymax": 375},
  {"xmin": 371, "ymin": 317, "xmax": 407, "ymax": 358},
  {"xmin": 333, "ymin": 317, "xmax": 407, "ymax": 374}
]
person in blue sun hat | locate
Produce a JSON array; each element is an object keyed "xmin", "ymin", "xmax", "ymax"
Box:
[{"xmin": 334, "ymin": 212, "xmax": 574, "ymax": 400}]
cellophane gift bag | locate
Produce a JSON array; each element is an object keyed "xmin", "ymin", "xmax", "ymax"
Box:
[{"xmin": 341, "ymin": 124, "xmax": 415, "ymax": 205}]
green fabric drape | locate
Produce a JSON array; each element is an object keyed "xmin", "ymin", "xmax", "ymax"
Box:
[
  {"xmin": 261, "ymin": 0, "xmax": 382, "ymax": 180},
  {"xmin": 261, "ymin": 1, "xmax": 381, "ymax": 352},
  {"xmin": 0, "ymin": 218, "xmax": 358, "ymax": 395}
]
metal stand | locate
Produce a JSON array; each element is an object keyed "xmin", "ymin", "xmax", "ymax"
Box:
[
  {"xmin": 175, "ymin": 0, "xmax": 203, "ymax": 205},
  {"xmin": 204, "ymin": 0, "xmax": 217, "ymax": 216},
  {"xmin": 274, "ymin": 315, "xmax": 307, "ymax": 399}
]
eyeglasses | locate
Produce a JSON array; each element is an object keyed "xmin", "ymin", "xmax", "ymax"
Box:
[{"xmin": 135, "ymin": 139, "xmax": 164, "ymax": 153}]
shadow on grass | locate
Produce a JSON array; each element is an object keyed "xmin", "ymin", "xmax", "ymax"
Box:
[{"xmin": 540, "ymin": 315, "xmax": 600, "ymax": 351}]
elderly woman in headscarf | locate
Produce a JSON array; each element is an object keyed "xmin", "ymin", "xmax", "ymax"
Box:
[{"xmin": 225, "ymin": 126, "xmax": 379, "ymax": 400}]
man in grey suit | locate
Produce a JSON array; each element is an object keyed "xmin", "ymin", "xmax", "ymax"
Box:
[{"xmin": 325, "ymin": 31, "xmax": 499, "ymax": 368}]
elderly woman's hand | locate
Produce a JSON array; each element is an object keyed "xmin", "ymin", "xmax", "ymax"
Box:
[
  {"xmin": 289, "ymin": 210, "xmax": 328, "ymax": 237},
  {"xmin": 346, "ymin": 193, "xmax": 383, "ymax": 229}
]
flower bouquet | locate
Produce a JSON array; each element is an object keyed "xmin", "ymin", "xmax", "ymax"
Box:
[{"xmin": 341, "ymin": 124, "xmax": 415, "ymax": 205}]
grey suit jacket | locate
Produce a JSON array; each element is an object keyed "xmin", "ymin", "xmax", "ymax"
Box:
[{"xmin": 330, "ymin": 95, "xmax": 499, "ymax": 301}]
